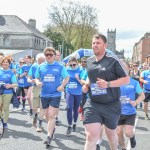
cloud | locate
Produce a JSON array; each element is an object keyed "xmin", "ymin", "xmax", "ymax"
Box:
[{"xmin": 116, "ymin": 30, "xmax": 144, "ymax": 40}]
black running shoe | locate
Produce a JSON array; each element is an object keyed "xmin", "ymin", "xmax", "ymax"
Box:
[
  {"xmin": 30, "ymin": 109, "xmax": 33, "ymax": 116},
  {"xmin": 130, "ymin": 135, "xmax": 136, "ymax": 148},
  {"xmin": 72, "ymin": 124, "xmax": 76, "ymax": 132},
  {"xmin": 44, "ymin": 136, "xmax": 52, "ymax": 146},
  {"xmin": 66, "ymin": 126, "xmax": 72, "ymax": 135},
  {"xmin": 55, "ymin": 120, "xmax": 61, "ymax": 126}
]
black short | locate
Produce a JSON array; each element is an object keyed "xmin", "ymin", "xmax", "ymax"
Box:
[
  {"xmin": 118, "ymin": 114, "xmax": 136, "ymax": 126},
  {"xmin": 83, "ymin": 100, "xmax": 121, "ymax": 130},
  {"xmin": 24, "ymin": 86, "xmax": 31, "ymax": 89},
  {"xmin": 144, "ymin": 93, "xmax": 150, "ymax": 102}
]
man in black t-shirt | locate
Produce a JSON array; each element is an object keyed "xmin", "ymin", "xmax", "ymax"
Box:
[{"xmin": 82, "ymin": 34, "xmax": 129, "ymax": 150}]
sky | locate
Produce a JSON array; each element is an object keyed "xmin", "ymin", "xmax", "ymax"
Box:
[{"xmin": 1, "ymin": 0, "xmax": 150, "ymax": 58}]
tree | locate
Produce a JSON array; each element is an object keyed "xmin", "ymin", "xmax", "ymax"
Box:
[{"xmin": 45, "ymin": 0, "xmax": 98, "ymax": 55}]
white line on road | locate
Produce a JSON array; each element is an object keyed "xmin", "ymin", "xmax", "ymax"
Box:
[
  {"xmin": 126, "ymin": 116, "xmax": 138, "ymax": 150},
  {"xmin": 9, "ymin": 106, "xmax": 30, "ymax": 113}
]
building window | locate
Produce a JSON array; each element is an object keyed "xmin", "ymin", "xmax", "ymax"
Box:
[{"xmin": 3, "ymin": 34, "xmax": 10, "ymax": 46}]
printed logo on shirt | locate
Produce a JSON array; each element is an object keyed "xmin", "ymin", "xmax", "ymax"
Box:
[
  {"xmin": 53, "ymin": 69, "xmax": 59, "ymax": 72},
  {"xmin": 44, "ymin": 74, "xmax": 55, "ymax": 82},
  {"xmin": 68, "ymin": 82, "xmax": 77, "ymax": 89},
  {"xmin": 147, "ymin": 74, "xmax": 150, "ymax": 78}
]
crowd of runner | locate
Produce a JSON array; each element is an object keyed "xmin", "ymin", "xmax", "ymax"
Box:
[{"xmin": 0, "ymin": 33, "xmax": 150, "ymax": 150}]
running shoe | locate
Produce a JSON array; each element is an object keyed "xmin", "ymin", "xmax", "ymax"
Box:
[
  {"xmin": 96, "ymin": 138, "xmax": 102, "ymax": 148},
  {"xmin": 55, "ymin": 120, "xmax": 61, "ymax": 126},
  {"xmin": 30, "ymin": 109, "xmax": 33, "ymax": 116},
  {"xmin": 72, "ymin": 124, "xmax": 76, "ymax": 132},
  {"xmin": 66, "ymin": 126, "xmax": 72, "ymax": 135},
  {"xmin": 130, "ymin": 135, "xmax": 136, "ymax": 148},
  {"xmin": 3, "ymin": 123, "xmax": 8, "ymax": 129},
  {"xmin": 145, "ymin": 114, "xmax": 149, "ymax": 120},
  {"xmin": 44, "ymin": 136, "xmax": 52, "ymax": 146},
  {"xmin": 36, "ymin": 124, "xmax": 42, "ymax": 132}
]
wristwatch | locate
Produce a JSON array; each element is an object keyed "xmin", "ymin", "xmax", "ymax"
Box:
[{"xmin": 107, "ymin": 81, "xmax": 111, "ymax": 88}]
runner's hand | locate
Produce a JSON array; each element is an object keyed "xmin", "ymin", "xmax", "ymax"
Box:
[
  {"xmin": 96, "ymin": 78, "xmax": 107, "ymax": 88},
  {"xmin": 36, "ymin": 82, "xmax": 43, "ymax": 87},
  {"xmin": 82, "ymin": 84, "xmax": 89, "ymax": 93},
  {"xmin": 57, "ymin": 85, "xmax": 64, "ymax": 92}
]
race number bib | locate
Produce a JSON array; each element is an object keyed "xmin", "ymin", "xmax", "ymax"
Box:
[
  {"xmin": 147, "ymin": 74, "xmax": 150, "ymax": 78},
  {"xmin": 18, "ymin": 79, "xmax": 24, "ymax": 84},
  {"xmin": 91, "ymin": 83, "xmax": 107, "ymax": 96},
  {"xmin": 44, "ymin": 74, "xmax": 55, "ymax": 82},
  {"xmin": 68, "ymin": 82, "xmax": 77, "ymax": 89}
]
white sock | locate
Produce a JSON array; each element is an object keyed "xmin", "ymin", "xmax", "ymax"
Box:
[{"xmin": 96, "ymin": 138, "xmax": 102, "ymax": 145}]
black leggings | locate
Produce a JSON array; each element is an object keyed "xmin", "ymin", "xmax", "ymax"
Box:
[{"xmin": 16, "ymin": 86, "xmax": 25, "ymax": 99}]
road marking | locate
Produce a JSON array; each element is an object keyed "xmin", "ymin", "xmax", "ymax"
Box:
[
  {"xmin": 126, "ymin": 116, "xmax": 138, "ymax": 150},
  {"xmin": 9, "ymin": 106, "xmax": 29, "ymax": 113}
]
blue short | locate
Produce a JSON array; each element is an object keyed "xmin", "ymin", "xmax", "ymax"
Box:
[{"xmin": 40, "ymin": 96, "xmax": 61, "ymax": 109}]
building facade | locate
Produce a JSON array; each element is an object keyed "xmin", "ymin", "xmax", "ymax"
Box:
[
  {"xmin": 132, "ymin": 32, "xmax": 150, "ymax": 64},
  {"xmin": 0, "ymin": 15, "xmax": 52, "ymax": 51}
]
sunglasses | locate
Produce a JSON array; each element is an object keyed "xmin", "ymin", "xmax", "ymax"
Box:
[
  {"xmin": 133, "ymin": 65, "xmax": 138, "ymax": 67},
  {"xmin": 45, "ymin": 53, "xmax": 55, "ymax": 57},
  {"xmin": 69, "ymin": 64, "xmax": 77, "ymax": 67},
  {"xmin": 20, "ymin": 62, "xmax": 25, "ymax": 64},
  {"xmin": 81, "ymin": 61, "xmax": 86, "ymax": 63}
]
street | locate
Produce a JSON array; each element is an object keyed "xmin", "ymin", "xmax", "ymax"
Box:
[{"xmin": 0, "ymin": 99, "xmax": 150, "ymax": 150}]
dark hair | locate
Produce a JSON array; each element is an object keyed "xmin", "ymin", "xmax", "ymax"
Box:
[
  {"xmin": 25, "ymin": 55, "xmax": 32, "ymax": 59},
  {"xmin": 68, "ymin": 56, "xmax": 78, "ymax": 63},
  {"xmin": 43, "ymin": 47, "xmax": 56, "ymax": 55},
  {"xmin": 93, "ymin": 34, "xmax": 107, "ymax": 43}
]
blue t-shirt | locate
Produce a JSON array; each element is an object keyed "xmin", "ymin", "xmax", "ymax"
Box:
[
  {"xmin": 80, "ymin": 67, "xmax": 88, "ymax": 80},
  {"xmin": 28, "ymin": 63, "xmax": 39, "ymax": 79},
  {"xmin": 141, "ymin": 70, "xmax": 150, "ymax": 93},
  {"xmin": 35, "ymin": 61, "xmax": 69, "ymax": 98},
  {"xmin": 66, "ymin": 66, "xmax": 84, "ymax": 95},
  {"xmin": 120, "ymin": 77, "xmax": 143, "ymax": 115},
  {"xmin": 20, "ymin": 64, "xmax": 32, "ymax": 87},
  {"xmin": 16, "ymin": 67, "xmax": 24, "ymax": 87},
  {"xmin": 0, "ymin": 69, "xmax": 17, "ymax": 94}
]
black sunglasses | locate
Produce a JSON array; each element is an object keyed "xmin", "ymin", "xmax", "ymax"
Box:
[
  {"xmin": 20, "ymin": 62, "xmax": 25, "ymax": 64},
  {"xmin": 45, "ymin": 53, "xmax": 55, "ymax": 57},
  {"xmin": 81, "ymin": 61, "xmax": 86, "ymax": 63},
  {"xmin": 69, "ymin": 64, "xmax": 77, "ymax": 67}
]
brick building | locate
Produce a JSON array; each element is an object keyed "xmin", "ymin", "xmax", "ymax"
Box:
[{"xmin": 132, "ymin": 33, "xmax": 150, "ymax": 64}]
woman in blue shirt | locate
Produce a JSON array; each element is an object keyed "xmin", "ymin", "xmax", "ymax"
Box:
[
  {"xmin": 0, "ymin": 55, "xmax": 17, "ymax": 129},
  {"xmin": 19, "ymin": 55, "xmax": 33, "ymax": 115},
  {"xmin": 117, "ymin": 60, "xmax": 145, "ymax": 150},
  {"xmin": 65, "ymin": 56, "xmax": 85, "ymax": 135}
]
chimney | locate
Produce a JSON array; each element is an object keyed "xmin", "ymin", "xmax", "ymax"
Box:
[{"xmin": 28, "ymin": 19, "xmax": 36, "ymax": 28}]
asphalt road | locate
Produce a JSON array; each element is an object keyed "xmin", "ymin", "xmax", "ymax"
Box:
[{"xmin": 0, "ymin": 100, "xmax": 150, "ymax": 150}]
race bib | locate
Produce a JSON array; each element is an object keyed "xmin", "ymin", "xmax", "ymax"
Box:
[
  {"xmin": 91, "ymin": 83, "xmax": 107, "ymax": 96},
  {"xmin": 68, "ymin": 82, "xmax": 77, "ymax": 89},
  {"xmin": 44, "ymin": 74, "xmax": 55, "ymax": 82},
  {"xmin": 147, "ymin": 75, "xmax": 150, "ymax": 78},
  {"xmin": 18, "ymin": 79, "xmax": 24, "ymax": 84}
]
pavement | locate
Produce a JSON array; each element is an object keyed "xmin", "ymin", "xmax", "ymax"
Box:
[{"xmin": 0, "ymin": 100, "xmax": 150, "ymax": 150}]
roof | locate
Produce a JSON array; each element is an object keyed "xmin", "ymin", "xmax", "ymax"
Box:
[{"xmin": 0, "ymin": 15, "xmax": 52, "ymax": 42}]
